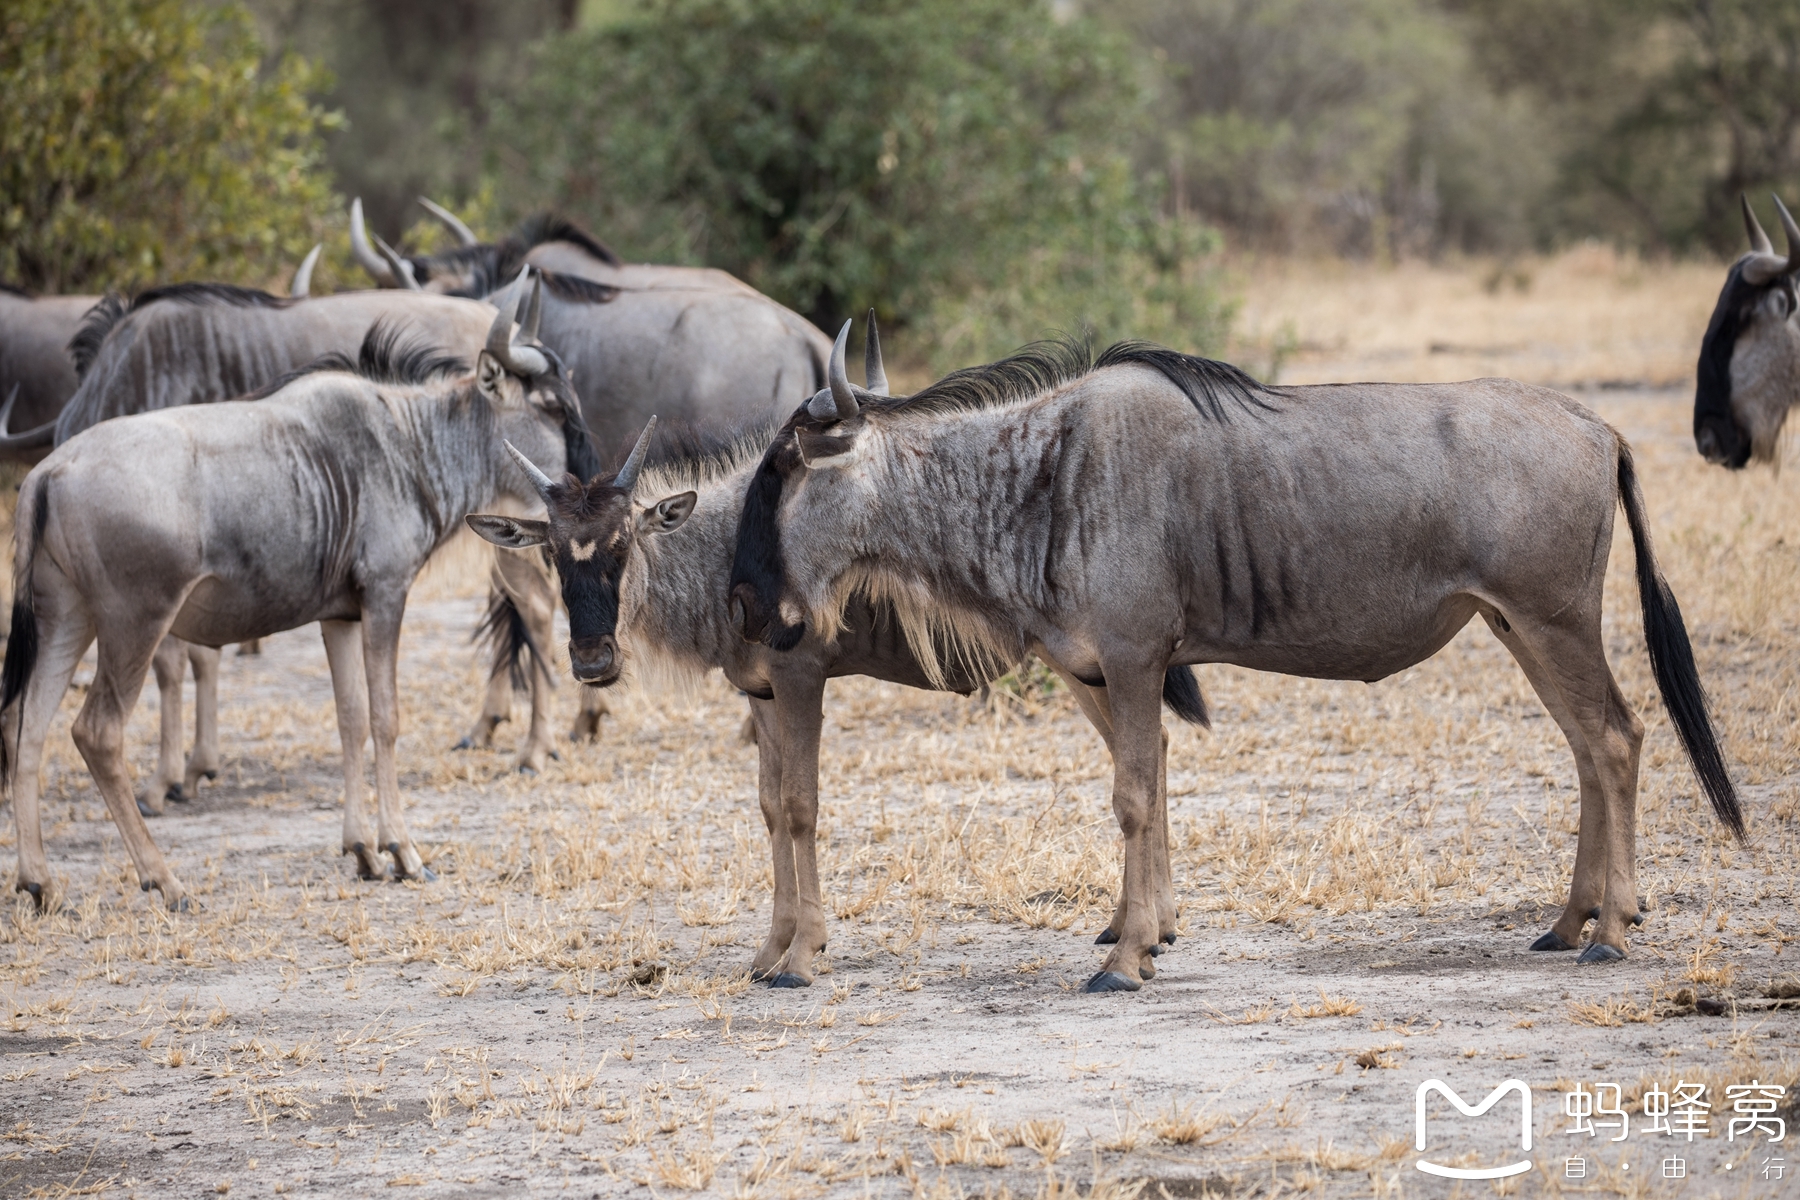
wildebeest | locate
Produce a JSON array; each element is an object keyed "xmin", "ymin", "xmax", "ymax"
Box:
[
  {"xmin": 729, "ymin": 321, "xmax": 1742, "ymax": 991},
  {"xmin": 464, "ymin": 324, "xmax": 1207, "ymax": 987},
  {"xmin": 351, "ymin": 198, "xmax": 833, "ymax": 757},
  {"xmin": 1693, "ymin": 194, "xmax": 1800, "ymax": 468},
  {"xmin": 53, "ymin": 283, "xmax": 503, "ymax": 806},
  {"xmin": 2, "ymin": 278, "xmax": 599, "ymax": 908},
  {"xmin": 0, "ymin": 286, "xmax": 100, "ymax": 461}
]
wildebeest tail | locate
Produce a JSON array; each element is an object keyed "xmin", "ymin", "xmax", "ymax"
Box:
[
  {"xmin": 472, "ymin": 585, "xmax": 550, "ymax": 693},
  {"xmin": 1162, "ymin": 665, "xmax": 1209, "ymax": 727},
  {"xmin": 0, "ymin": 476, "xmax": 50, "ymax": 783},
  {"xmin": 1617, "ymin": 439, "xmax": 1743, "ymax": 840}
]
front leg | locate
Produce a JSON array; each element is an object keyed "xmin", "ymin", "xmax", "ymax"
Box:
[
  {"xmin": 140, "ymin": 635, "xmax": 186, "ymax": 815},
  {"xmin": 181, "ymin": 644, "xmax": 221, "ymax": 798},
  {"xmin": 747, "ymin": 696, "xmax": 799, "ymax": 981},
  {"xmin": 362, "ymin": 602, "xmax": 432, "ymax": 881},
  {"xmin": 1084, "ymin": 661, "xmax": 1167, "ymax": 993},
  {"xmin": 769, "ymin": 671, "xmax": 829, "ymax": 987},
  {"xmin": 508, "ymin": 552, "xmax": 559, "ymax": 774},
  {"xmin": 321, "ymin": 621, "xmax": 381, "ymax": 880},
  {"xmin": 568, "ymin": 684, "xmax": 609, "ymax": 743}
]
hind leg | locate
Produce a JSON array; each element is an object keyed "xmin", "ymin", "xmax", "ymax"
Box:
[
  {"xmin": 140, "ymin": 635, "xmax": 186, "ymax": 815},
  {"xmin": 181, "ymin": 643, "xmax": 220, "ymax": 797},
  {"xmin": 1485, "ymin": 609, "xmax": 1643, "ymax": 960},
  {"xmin": 502, "ymin": 551, "xmax": 558, "ymax": 774},
  {"xmin": 569, "ymin": 685, "xmax": 610, "ymax": 743},
  {"xmin": 7, "ymin": 575, "xmax": 95, "ymax": 908},
  {"xmin": 321, "ymin": 620, "xmax": 380, "ymax": 880},
  {"xmin": 362, "ymin": 597, "xmax": 430, "ymax": 881},
  {"xmin": 71, "ymin": 623, "xmax": 190, "ymax": 908},
  {"xmin": 455, "ymin": 570, "xmax": 514, "ymax": 751}
]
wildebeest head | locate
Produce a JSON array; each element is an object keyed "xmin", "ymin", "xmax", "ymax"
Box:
[
  {"xmin": 1694, "ymin": 194, "xmax": 1800, "ymax": 468},
  {"xmin": 464, "ymin": 417, "xmax": 696, "ymax": 686},
  {"xmin": 728, "ymin": 316, "xmax": 890, "ymax": 649}
]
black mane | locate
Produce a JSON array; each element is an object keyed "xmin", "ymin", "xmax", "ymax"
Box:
[
  {"xmin": 68, "ymin": 293, "xmax": 127, "ymax": 379},
  {"xmin": 889, "ymin": 335, "xmax": 1271, "ymax": 423},
  {"xmin": 132, "ymin": 281, "xmax": 292, "ymax": 311},
  {"xmin": 513, "ymin": 214, "xmax": 621, "ymax": 266},
  {"xmin": 417, "ymin": 212, "xmax": 622, "ymax": 303}
]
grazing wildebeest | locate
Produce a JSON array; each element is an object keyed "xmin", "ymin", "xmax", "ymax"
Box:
[
  {"xmin": 2, "ymin": 279, "xmax": 598, "ymax": 908},
  {"xmin": 54, "ymin": 283, "xmax": 501, "ymax": 806},
  {"xmin": 1693, "ymin": 194, "xmax": 1800, "ymax": 468},
  {"xmin": 728, "ymin": 321, "xmax": 1743, "ymax": 992},
  {"xmin": 351, "ymin": 198, "xmax": 832, "ymax": 757},
  {"xmin": 0, "ymin": 286, "xmax": 100, "ymax": 461},
  {"xmin": 464, "ymin": 324, "xmax": 1208, "ymax": 987}
]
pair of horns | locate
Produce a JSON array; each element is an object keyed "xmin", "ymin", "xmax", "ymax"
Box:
[
  {"xmin": 1741, "ymin": 194, "xmax": 1800, "ymax": 284},
  {"xmin": 806, "ymin": 311, "xmax": 889, "ymax": 422},
  {"xmin": 485, "ymin": 265, "xmax": 549, "ymax": 377},
  {"xmin": 504, "ymin": 416, "xmax": 657, "ymax": 500},
  {"xmin": 350, "ymin": 196, "xmax": 478, "ymax": 288}
]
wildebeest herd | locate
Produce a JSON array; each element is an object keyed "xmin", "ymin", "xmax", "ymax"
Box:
[{"xmin": 0, "ymin": 193, "xmax": 1794, "ymax": 993}]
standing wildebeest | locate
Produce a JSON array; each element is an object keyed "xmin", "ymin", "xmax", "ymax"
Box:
[
  {"xmin": 54, "ymin": 284, "xmax": 500, "ymax": 808},
  {"xmin": 0, "ymin": 286, "xmax": 100, "ymax": 461},
  {"xmin": 464, "ymin": 324, "xmax": 1207, "ymax": 987},
  {"xmin": 351, "ymin": 198, "xmax": 832, "ymax": 755},
  {"xmin": 729, "ymin": 322, "xmax": 1743, "ymax": 992},
  {"xmin": 2, "ymin": 280, "xmax": 598, "ymax": 908},
  {"xmin": 1693, "ymin": 194, "xmax": 1800, "ymax": 468}
]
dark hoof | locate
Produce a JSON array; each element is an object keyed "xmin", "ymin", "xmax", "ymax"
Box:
[
  {"xmin": 168, "ymin": 895, "xmax": 196, "ymax": 914},
  {"xmin": 400, "ymin": 865, "xmax": 439, "ymax": 884},
  {"xmin": 1630, "ymin": 911, "xmax": 1646, "ymax": 927},
  {"xmin": 201, "ymin": 770, "xmax": 216, "ymax": 782},
  {"xmin": 1161, "ymin": 932, "xmax": 1177, "ymax": 946},
  {"xmin": 1588, "ymin": 906, "xmax": 1602, "ymax": 920},
  {"xmin": 1148, "ymin": 943, "xmax": 1162, "ymax": 957},
  {"xmin": 1577, "ymin": 942, "xmax": 1626, "ymax": 965},
  {"xmin": 137, "ymin": 799, "xmax": 159, "ymax": 818},
  {"xmin": 549, "ymin": 750, "xmax": 561, "ymax": 762},
  {"xmin": 349, "ymin": 843, "xmax": 384, "ymax": 881},
  {"xmin": 1094, "ymin": 929, "xmax": 1120, "ymax": 945},
  {"xmin": 17, "ymin": 881, "xmax": 45, "ymax": 911},
  {"xmin": 1530, "ymin": 930, "xmax": 1575, "ymax": 951},
  {"xmin": 165, "ymin": 784, "xmax": 187, "ymax": 803},
  {"xmin": 1083, "ymin": 970, "xmax": 1141, "ymax": 994},
  {"xmin": 516, "ymin": 764, "xmax": 537, "ymax": 776},
  {"xmin": 452, "ymin": 737, "xmax": 475, "ymax": 751},
  {"xmin": 768, "ymin": 973, "xmax": 811, "ymax": 989}
]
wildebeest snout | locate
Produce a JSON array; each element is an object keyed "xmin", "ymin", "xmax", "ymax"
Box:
[
  {"xmin": 569, "ymin": 634, "xmax": 619, "ymax": 684},
  {"xmin": 1694, "ymin": 415, "xmax": 1750, "ymax": 468}
]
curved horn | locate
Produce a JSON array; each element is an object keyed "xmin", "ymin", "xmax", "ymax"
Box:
[
  {"xmin": 0, "ymin": 417, "xmax": 58, "ymax": 455},
  {"xmin": 418, "ymin": 196, "xmax": 478, "ymax": 247},
  {"xmin": 614, "ymin": 415, "xmax": 657, "ymax": 493},
  {"xmin": 372, "ymin": 233, "xmax": 422, "ymax": 291},
  {"xmin": 483, "ymin": 266, "xmax": 550, "ymax": 377},
  {"xmin": 503, "ymin": 440, "xmax": 556, "ymax": 500},
  {"xmin": 863, "ymin": 310, "xmax": 889, "ymax": 396},
  {"xmin": 0, "ymin": 383, "xmax": 18, "ymax": 434},
  {"xmin": 1743, "ymin": 194, "xmax": 1774, "ymax": 256},
  {"xmin": 826, "ymin": 320, "xmax": 859, "ymax": 420},
  {"xmin": 520, "ymin": 271, "xmax": 543, "ymax": 344},
  {"xmin": 349, "ymin": 198, "xmax": 396, "ymax": 285},
  {"xmin": 1776, "ymin": 194, "xmax": 1800, "ymax": 275},
  {"xmin": 290, "ymin": 243, "xmax": 322, "ymax": 299}
]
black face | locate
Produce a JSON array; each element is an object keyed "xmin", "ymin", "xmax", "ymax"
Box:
[
  {"xmin": 1694, "ymin": 261, "xmax": 1783, "ymax": 469},
  {"xmin": 728, "ymin": 408, "xmax": 822, "ymax": 651},
  {"xmin": 543, "ymin": 481, "xmax": 634, "ymax": 684}
]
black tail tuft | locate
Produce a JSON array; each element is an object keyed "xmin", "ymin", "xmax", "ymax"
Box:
[
  {"xmin": 1618, "ymin": 442, "xmax": 1743, "ymax": 840},
  {"xmin": 472, "ymin": 587, "xmax": 549, "ymax": 693},
  {"xmin": 1162, "ymin": 665, "xmax": 1210, "ymax": 727}
]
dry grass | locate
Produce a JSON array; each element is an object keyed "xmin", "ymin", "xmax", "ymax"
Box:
[{"xmin": 2, "ymin": 251, "xmax": 1796, "ymax": 1197}]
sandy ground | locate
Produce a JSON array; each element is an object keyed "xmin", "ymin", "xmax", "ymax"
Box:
[{"xmin": 5, "ymin": 260, "xmax": 1800, "ymax": 1199}]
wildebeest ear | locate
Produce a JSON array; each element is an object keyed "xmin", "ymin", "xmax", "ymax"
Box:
[
  {"xmin": 466, "ymin": 514, "xmax": 550, "ymax": 549},
  {"xmin": 476, "ymin": 351, "xmax": 509, "ymax": 400},
  {"xmin": 637, "ymin": 491, "xmax": 697, "ymax": 535}
]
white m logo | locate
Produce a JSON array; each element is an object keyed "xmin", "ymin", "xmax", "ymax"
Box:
[{"xmin": 1415, "ymin": 1079, "xmax": 1534, "ymax": 1180}]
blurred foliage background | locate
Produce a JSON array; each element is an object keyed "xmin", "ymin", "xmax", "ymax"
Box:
[{"xmin": 4, "ymin": 0, "xmax": 1798, "ymax": 366}]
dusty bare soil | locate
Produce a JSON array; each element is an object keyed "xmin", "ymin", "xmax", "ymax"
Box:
[{"xmin": 5, "ymin": 259, "xmax": 1800, "ymax": 1199}]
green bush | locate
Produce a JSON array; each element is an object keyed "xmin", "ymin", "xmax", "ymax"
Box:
[{"xmin": 0, "ymin": 0, "xmax": 339, "ymax": 293}]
